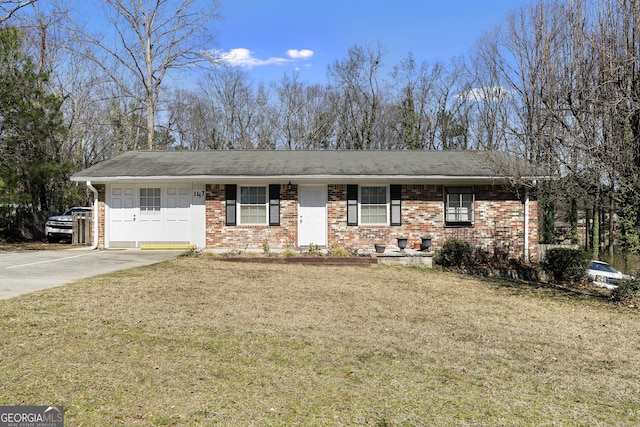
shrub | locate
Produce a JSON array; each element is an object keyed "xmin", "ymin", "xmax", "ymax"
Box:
[
  {"xmin": 307, "ymin": 242, "xmax": 320, "ymax": 256},
  {"xmin": 282, "ymin": 247, "xmax": 297, "ymax": 257},
  {"xmin": 178, "ymin": 247, "xmax": 201, "ymax": 258},
  {"xmin": 434, "ymin": 239, "xmax": 473, "ymax": 268},
  {"xmin": 542, "ymin": 248, "xmax": 589, "ymax": 283},
  {"xmin": 328, "ymin": 246, "xmax": 351, "ymax": 257},
  {"xmin": 610, "ymin": 278, "xmax": 640, "ymax": 306},
  {"xmin": 472, "ymin": 246, "xmax": 490, "ymax": 266}
]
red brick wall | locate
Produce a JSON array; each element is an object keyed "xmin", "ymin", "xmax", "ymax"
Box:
[
  {"xmin": 92, "ymin": 182, "xmax": 537, "ymax": 259},
  {"xmin": 96, "ymin": 184, "xmax": 106, "ymax": 249},
  {"xmin": 204, "ymin": 183, "xmax": 539, "ymax": 260},
  {"xmin": 205, "ymin": 184, "xmax": 298, "ymax": 250},
  {"xmin": 441, "ymin": 185, "xmax": 539, "ymax": 261}
]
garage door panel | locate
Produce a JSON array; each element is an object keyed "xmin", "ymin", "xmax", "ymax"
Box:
[
  {"xmin": 108, "ymin": 185, "xmax": 192, "ymax": 247},
  {"xmin": 109, "ymin": 186, "xmax": 137, "ymax": 246},
  {"xmin": 165, "ymin": 186, "xmax": 191, "ymax": 242}
]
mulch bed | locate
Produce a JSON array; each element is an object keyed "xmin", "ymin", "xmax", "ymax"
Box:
[{"xmin": 216, "ymin": 256, "xmax": 377, "ymax": 266}]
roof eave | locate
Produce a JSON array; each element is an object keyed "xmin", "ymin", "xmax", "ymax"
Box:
[{"xmin": 71, "ymin": 174, "xmax": 547, "ymax": 183}]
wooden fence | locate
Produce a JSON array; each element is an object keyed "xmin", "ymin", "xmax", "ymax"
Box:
[{"xmin": 72, "ymin": 211, "xmax": 92, "ymax": 246}]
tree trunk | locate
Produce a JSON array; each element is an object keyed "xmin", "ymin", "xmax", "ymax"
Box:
[{"xmin": 592, "ymin": 201, "xmax": 600, "ymax": 259}]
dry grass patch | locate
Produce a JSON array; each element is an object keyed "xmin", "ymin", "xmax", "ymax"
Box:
[
  {"xmin": 0, "ymin": 241, "xmax": 68, "ymax": 251},
  {"xmin": 1, "ymin": 259, "xmax": 640, "ymax": 425}
]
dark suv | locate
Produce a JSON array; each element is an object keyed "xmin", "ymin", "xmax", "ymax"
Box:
[{"xmin": 45, "ymin": 207, "xmax": 92, "ymax": 242}]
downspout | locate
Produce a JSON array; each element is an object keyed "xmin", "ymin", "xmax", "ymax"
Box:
[
  {"xmin": 86, "ymin": 181, "xmax": 99, "ymax": 250},
  {"xmin": 524, "ymin": 187, "xmax": 530, "ymax": 261}
]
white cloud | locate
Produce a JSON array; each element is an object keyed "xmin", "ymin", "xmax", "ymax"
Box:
[
  {"xmin": 216, "ymin": 48, "xmax": 288, "ymax": 68},
  {"xmin": 206, "ymin": 48, "xmax": 314, "ymax": 69},
  {"xmin": 458, "ymin": 86, "xmax": 511, "ymax": 102},
  {"xmin": 287, "ymin": 49, "xmax": 314, "ymax": 59}
]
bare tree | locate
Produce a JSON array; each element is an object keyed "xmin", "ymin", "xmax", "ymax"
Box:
[
  {"xmin": 269, "ymin": 72, "xmax": 336, "ymax": 149},
  {"xmin": 167, "ymin": 89, "xmax": 215, "ymax": 150},
  {"xmin": 0, "ymin": 0, "xmax": 37, "ymax": 24},
  {"xmin": 389, "ymin": 54, "xmax": 442, "ymax": 149},
  {"xmin": 199, "ymin": 66, "xmax": 258, "ymax": 149},
  {"xmin": 328, "ymin": 43, "xmax": 385, "ymax": 149},
  {"xmin": 72, "ymin": 0, "xmax": 221, "ymax": 150}
]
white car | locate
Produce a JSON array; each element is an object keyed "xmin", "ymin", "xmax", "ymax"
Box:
[{"xmin": 587, "ymin": 260, "xmax": 631, "ymax": 289}]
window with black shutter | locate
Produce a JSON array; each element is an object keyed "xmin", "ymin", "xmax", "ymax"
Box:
[
  {"xmin": 347, "ymin": 184, "xmax": 358, "ymax": 226},
  {"xmin": 390, "ymin": 184, "xmax": 402, "ymax": 226},
  {"xmin": 269, "ymin": 184, "xmax": 280, "ymax": 226},
  {"xmin": 225, "ymin": 184, "xmax": 236, "ymax": 226}
]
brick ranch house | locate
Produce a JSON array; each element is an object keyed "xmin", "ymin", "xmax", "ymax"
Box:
[{"xmin": 71, "ymin": 150, "xmax": 548, "ymax": 260}]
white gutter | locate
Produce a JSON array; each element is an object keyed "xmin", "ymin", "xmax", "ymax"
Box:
[
  {"xmin": 86, "ymin": 181, "xmax": 99, "ymax": 250},
  {"xmin": 524, "ymin": 188, "xmax": 530, "ymax": 260}
]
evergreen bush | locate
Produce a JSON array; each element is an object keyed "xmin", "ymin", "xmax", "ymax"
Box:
[
  {"xmin": 542, "ymin": 248, "xmax": 589, "ymax": 283},
  {"xmin": 610, "ymin": 278, "xmax": 640, "ymax": 306},
  {"xmin": 434, "ymin": 239, "xmax": 473, "ymax": 268}
]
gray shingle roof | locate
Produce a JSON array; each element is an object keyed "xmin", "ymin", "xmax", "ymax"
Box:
[{"xmin": 71, "ymin": 150, "xmax": 547, "ymax": 182}]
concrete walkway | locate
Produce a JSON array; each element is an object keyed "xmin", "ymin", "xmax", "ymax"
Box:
[{"xmin": 0, "ymin": 248, "xmax": 182, "ymax": 300}]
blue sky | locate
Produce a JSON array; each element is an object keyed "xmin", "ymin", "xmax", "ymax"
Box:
[{"xmin": 214, "ymin": 0, "xmax": 534, "ymax": 84}]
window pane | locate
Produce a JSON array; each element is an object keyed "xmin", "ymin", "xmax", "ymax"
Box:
[
  {"xmin": 445, "ymin": 188, "xmax": 473, "ymax": 223},
  {"xmin": 240, "ymin": 205, "xmax": 266, "ymax": 224},
  {"xmin": 361, "ymin": 205, "xmax": 387, "ymax": 224},
  {"xmin": 239, "ymin": 186, "xmax": 268, "ymax": 224},
  {"xmin": 241, "ymin": 187, "xmax": 266, "ymax": 204},
  {"xmin": 140, "ymin": 187, "xmax": 161, "ymax": 213},
  {"xmin": 362, "ymin": 186, "xmax": 386, "ymax": 204}
]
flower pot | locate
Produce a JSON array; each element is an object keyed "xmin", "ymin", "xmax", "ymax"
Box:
[
  {"xmin": 413, "ymin": 241, "xmax": 422, "ymax": 250},
  {"xmin": 420, "ymin": 237, "xmax": 432, "ymax": 252},
  {"xmin": 374, "ymin": 244, "xmax": 386, "ymax": 254},
  {"xmin": 396, "ymin": 237, "xmax": 408, "ymax": 253}
]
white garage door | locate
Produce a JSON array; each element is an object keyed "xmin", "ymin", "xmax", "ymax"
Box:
[{"xmin": 108, "ymin": 185, "xmax": 192, "ymax": 248}]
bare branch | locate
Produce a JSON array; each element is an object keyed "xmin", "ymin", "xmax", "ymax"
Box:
[{"xmin": 0, "ymin": 0, "xmax": 37, "ymax": 24}]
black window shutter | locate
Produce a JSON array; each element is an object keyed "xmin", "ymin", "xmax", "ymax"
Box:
[
  {"xmin": 390, "ymin": 184, "xmax": 402, "ymax": 226},
  {"xmin": 225, "ymin": 184, "xmax": 236, "ymax": 226},
  {"xmin": 347, "ymin": 184, "xmax": 358, "ymax": 226},
  {"xmin": 269, "ymin": 184, "xmax": 280, "ymax": 226}
]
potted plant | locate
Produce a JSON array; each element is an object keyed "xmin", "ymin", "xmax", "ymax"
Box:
[
  {"xmin": 374, "ymin": 243, "xmax": 386, "ymax": 253},
  {"xmin": 396, "ymin": 236, "xmax": 408, "ymax": 252},
  {"xmin": 420, "ymin": 236, "xmax": 432, "ymax": 251}
]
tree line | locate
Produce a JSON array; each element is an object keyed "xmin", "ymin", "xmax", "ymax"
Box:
[{"xmin": 1, "ymin": 0, "xmax": 640, "ymax": 261}]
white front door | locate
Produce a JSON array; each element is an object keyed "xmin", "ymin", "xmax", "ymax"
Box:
[
  {"xmin": 110, "ymin": 186, "xmax": 137, "ymax": 246},
  {"xmin": 298, "ymin": 185, "xmax": 327, "ymax": 247}
]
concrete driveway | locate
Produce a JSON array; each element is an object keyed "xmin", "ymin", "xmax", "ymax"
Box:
[{"xmin": 0, "ymin": 248, "xmax": 182, "ymax": 300}]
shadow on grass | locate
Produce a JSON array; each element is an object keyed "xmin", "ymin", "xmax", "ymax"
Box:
[{"xmin": 436, "ymin": 265, "xmax": 613, "ymax": 304}]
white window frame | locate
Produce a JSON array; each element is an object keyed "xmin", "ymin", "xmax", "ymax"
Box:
[
  {"xmin": 140, "ymin": 187, "xmax": 161, "ymax": 215},
  {"xmin": 238, "ymin": 185, "xmax": 268, "ymax": 225},
  {"xmin": 445, "ymin": 187, "xmax": 474, "ymax": 225},
  {"xmin": 359, "ymin": 185, "xmax": 389, "ymax": 225}
]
